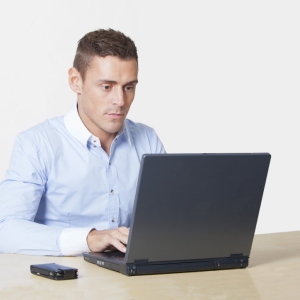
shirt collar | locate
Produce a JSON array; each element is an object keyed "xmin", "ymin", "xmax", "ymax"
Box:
[{"xmin": 64, "ymin": 102, "xmax": 133, "ymax": 147}]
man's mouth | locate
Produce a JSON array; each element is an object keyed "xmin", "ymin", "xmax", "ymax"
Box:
[{"xmin": 107, "ymin": 113, "xmax": 124, "ymax": 119}]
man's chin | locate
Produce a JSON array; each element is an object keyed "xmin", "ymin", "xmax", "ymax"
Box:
[{"xmin": 103, "ymin": 122, "xmax": 125, "ymax": 135}]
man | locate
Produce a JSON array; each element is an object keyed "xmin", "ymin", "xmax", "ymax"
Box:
[{"xmin": 0, "ymin": 29, "xmax": 165, "ymax": 256}]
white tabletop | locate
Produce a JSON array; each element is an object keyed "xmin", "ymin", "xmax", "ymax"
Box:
[{"xmin": 1, "ymin": 231, "xmax": 300, "ymax": 299}]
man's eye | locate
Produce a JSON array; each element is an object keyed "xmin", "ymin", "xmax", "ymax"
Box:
[
  {"xmin": 125, "ymin": 86, "xmax": 134, "ymax": 92},
  {"xmin": 101, "ymin": 85, "xmax": 111, "ymax": 90}
]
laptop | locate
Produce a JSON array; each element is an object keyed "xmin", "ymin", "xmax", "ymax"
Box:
[{"xmin": 83, "ymin": 153, "xmax": 271, "ymax": 276}]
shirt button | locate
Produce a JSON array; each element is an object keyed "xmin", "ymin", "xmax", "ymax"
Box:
[
  {"xmin": 109, "ymin": 162, "xmax": 111, "ymax": 165},
  {"xmin": 93, "ymin": 145, "xmax": 96, "ymax": 148},
  {"xmin": 110, "ymin": 189, "xmax": 114, "ymax": 194},
  {"xmin": 111, "ymin": 218, "xmax": 115, "ymax": 223}
]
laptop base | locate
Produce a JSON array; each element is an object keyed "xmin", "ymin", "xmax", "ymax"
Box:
[{"xmin": 83, "ymin": 252, "xmax": 248, "ymax": 276}]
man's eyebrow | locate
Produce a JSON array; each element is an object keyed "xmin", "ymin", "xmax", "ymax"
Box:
[
  {"xmin": 126, "ymin": 80, "xmax": 138, "ymax": 85},
  {"xmin": 96, "ymin": 79, "xmax": 138, "ymax": 85}
]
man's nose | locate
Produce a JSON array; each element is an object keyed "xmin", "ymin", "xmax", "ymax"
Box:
[{"xmin": 113, "ymin": 88, "xmax": 125, "ymax": 106}]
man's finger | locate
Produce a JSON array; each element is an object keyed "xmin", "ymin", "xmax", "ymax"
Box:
[
  {"xmin": 111, "ymin": 230, "xmax": 129, "ymax": 246},
  {"xmin": 109, "ymin": 237, "xmax": 127, "ymax": 252},
  {"xmin": 117, "ymin": 226, "xmax": 130, "ymax": 235}
]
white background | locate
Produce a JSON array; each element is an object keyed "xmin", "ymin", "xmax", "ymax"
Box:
[{"xmin": 0, "ymin": 0, "xmax": 299, "ymax": 234}]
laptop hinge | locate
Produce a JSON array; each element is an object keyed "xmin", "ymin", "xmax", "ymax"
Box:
[
  {"xmin": 230, "ymin": 253, "xmax": 244, "ymax": 258},
  {"xmin": 134, "ymin": 259, "xmax": 149, "ymax": 265}
]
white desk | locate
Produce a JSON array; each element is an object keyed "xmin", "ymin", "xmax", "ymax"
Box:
[{"xmin": 1, "ymin": 231, "xmax": 299, "ymax": 299}]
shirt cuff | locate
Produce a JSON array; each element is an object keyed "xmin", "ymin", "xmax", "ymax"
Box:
[{"xmin": 59, "ymin": 227, "xmax": 93, "ymax": 256}]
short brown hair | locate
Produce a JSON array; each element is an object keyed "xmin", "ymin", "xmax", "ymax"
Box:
[{"xmin": 73, "ymin": 28, "xmax": 138, "ymax": 81}]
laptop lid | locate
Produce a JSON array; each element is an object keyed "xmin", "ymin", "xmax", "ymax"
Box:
[{"xmin": 125, "ymin": 153, "xmax": 271, "ymax": 263}]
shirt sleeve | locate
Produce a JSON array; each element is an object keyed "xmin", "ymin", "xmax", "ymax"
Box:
[
  {"xmin": 59, "ymin": 227, "xmax": 92, "ymax": 256},
  {"xmin": 0, "ymin": 135, "xmax": 91, "ymax": 256}
]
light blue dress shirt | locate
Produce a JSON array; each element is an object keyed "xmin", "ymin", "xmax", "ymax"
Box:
[{"xmin": 0, "ymin": 104, "xmax": 165, "ymax": 255}]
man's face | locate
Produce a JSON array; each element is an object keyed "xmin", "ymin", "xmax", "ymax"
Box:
[{"xmin": 74, "ymin": 55, "xmax": 138, "ymax": 139}]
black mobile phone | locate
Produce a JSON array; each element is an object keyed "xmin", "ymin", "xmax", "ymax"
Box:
[{"xmin": 30, "ymin": 263, "xmax": 78, "ymax": 280}]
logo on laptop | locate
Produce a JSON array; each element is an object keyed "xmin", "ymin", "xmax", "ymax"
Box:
[{"xmin": 97, "ymin": 260, "xmax": 104, "ymax": 266}]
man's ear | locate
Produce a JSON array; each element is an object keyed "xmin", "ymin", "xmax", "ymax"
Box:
[{"xmin": 68, "ymin": 67, "xmax": 83, "ymax": 94}]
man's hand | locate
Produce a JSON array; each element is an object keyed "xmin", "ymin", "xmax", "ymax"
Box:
[{"xmin": 87, "ymin": 227, "xmax": 129, "ymax": 253}]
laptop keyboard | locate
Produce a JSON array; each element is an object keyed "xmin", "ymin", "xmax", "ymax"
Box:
[{"xmin": 101, "ymin": 251, "xmax": 125, "ymax": 260}]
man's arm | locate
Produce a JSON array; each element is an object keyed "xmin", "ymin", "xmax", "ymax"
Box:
[
  {"xmin": 0, "ymin": 136, "xmax": 66, "ymax": 255},
  {"xmin": 0, "ymin": 136, "xmax": 130, "ymax": 255},
  {"xmin": 0, "ymin": 136, "xmax": 94, "ymax": 255}
]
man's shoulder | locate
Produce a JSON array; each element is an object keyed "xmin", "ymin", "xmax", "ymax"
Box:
[
  {"xmin": 125, "ymin": 119, "xmax": 156, "ymax": 136},
  {"xmin": 125, "ymin": 119, "xmax": 160, "ymax": 142},
  {"xmin": 125, "ymin": 119, "xmax": 165, "ymax": 154},
  {"xmin": 17, "ymin": 116, "xmax": 65, "ymax": 142}
]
